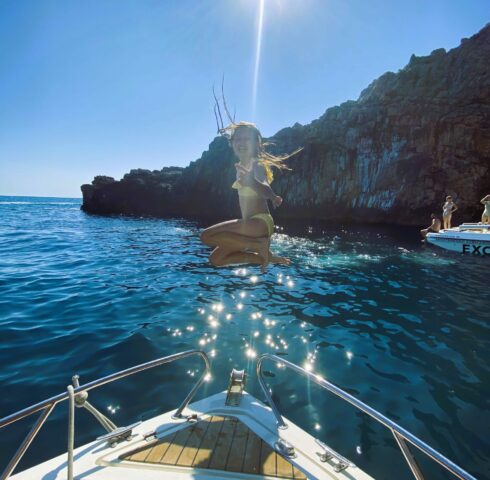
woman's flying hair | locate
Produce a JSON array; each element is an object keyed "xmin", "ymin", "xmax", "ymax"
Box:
[{"xmin": 213, "ymin": 81, "xmax": 302, "ymax": 183}]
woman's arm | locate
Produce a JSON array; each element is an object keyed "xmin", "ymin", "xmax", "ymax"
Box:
[
  {"xmin": 236, "ymin": 163, "xmax": 281, "ymax": 204},
  {"xmin": 452, "ymin": 203, "xmax": 458, "ymax": 212}
]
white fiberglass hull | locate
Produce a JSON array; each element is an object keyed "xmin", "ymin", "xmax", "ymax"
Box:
[
  {"xmin": 11, "ymin": 391, "xmax": 373, "ymax": 480},
  {"xmin": 426, "ymin": 229, "xmax": 490, "ymax": 255}
]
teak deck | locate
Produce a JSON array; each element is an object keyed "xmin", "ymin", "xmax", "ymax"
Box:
[{"xmin": 121, "ymin": 415, "xmax": 307, "ymax": 479}]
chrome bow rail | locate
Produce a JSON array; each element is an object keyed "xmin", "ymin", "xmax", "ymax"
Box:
[
  {"xmin": 0, "ymin": 349, "xmax": 210, "ymax": 480},
  {"xmin": 257, "ymin": 353, "xmax": 476, "ymax": 480}
]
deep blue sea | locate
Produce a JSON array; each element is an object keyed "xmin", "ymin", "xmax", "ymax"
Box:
[{"xmin": 0, "ymin": 195, "xmax": 488, "ymax": 479}]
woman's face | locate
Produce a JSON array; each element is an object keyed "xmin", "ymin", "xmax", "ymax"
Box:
[{"xmin": 232, "ymin": 128, "xmax": 258, "ymax": 159}]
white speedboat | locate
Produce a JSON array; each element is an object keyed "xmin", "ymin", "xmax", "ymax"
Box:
[
  {"xmin": 426, "ymin": 223, "xmax": 490, "ymax": 255},
  {"xmin": 0, "ymin": 350, "xmax": 476, "ymax": 480}
]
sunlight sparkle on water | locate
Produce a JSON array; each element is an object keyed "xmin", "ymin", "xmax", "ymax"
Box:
[
  {"xmin": 246, "ymin": 348, "xmax": 257, "ymax": 359},
  {"xmin": 211, "ymin": 303, "xmax": 224, "ymax": 313},
  {"xmin": 234, "ymin": 268, "xmax": 248, "ymax": 276},
  {"xmin": 107, "ymin": 405, "xmax": 119, "ymax": 414}
]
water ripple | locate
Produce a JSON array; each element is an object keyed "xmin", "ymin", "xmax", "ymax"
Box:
[{"xmin": 0, "ymin": 196, "xmax": 488, "ymax": 479}]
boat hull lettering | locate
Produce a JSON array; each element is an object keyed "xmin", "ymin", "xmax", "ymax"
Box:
[{"xmin": 462, "ymin": 244, "xmax": 490, "ymax": 255}]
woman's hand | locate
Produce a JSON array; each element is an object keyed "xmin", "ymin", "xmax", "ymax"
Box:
[
  {"xmin": 235, "ymin": 163, "xmax": 253, "ymax": 184},
  {"xmin": 271, "ymin": 195, "xmax": 283, "ymax": 208}
]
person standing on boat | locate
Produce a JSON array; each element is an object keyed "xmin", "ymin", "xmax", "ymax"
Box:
[
  {"xmin": 420, "ymin": 213, "xmax": 441, "ymax": 240},
  {"xmin": 442, "ymin": 195, "xmax": 458, "ymax": 229},
  {"xmin": 480, "ymin": 194, "xmax": 490, "ymax": 224},
  {"xmin": 201, "ymin": 121, "xmax": 300, "ymax": 270}
]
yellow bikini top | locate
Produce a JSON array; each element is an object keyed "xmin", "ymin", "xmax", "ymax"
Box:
[
  {"xmin": 232, "ymin": 181, "xmax": 260, "ymax": 197},
  {"xmin": 232, "ymin": 161, "xmax": 271, "ymax": 197}
]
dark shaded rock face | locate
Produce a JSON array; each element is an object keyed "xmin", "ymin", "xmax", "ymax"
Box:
[
  {"xmin": 82, "ymin": 24, "xmax": 490, "ymax": 225},
  {"xmin": 81, "ymin": 168, "xmax": 186, "ymax": 217}
]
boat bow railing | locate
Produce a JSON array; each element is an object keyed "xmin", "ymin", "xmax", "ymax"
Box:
[
  {"xmin": 0, "ymin": 349, "xmax": 210, "ymax": 480},
  {"xmin": 257, "ymin": 353, "xmax": 476, "ymax": 480}
]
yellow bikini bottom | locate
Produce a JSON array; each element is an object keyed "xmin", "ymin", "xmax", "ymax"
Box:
[{"xmin": 250, "ymin": 213, "xmax": 274, "ymax": 236}]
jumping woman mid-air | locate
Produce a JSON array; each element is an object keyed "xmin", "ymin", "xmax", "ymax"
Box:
[{"xmin": 200, "ymin": 121, "xmax": 300, "ymax": 271}]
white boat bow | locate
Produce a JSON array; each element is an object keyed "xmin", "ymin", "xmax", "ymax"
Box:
[{"xmin": 0, "ymin": 350, "xmax": 477, "ymax": 480}]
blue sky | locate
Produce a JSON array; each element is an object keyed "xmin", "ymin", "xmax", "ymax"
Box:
[{"xmin": 0, "ymin": 0, "xmax": 488, "ymax": 197}]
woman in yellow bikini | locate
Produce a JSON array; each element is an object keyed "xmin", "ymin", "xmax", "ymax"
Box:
[{"xmin": 200, "ymin": 122, "xmax": 298, "ymax": 270}]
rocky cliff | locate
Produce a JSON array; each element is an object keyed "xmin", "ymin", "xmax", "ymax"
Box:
[{"xmin": 81, "ymin": 24, "xmax": 490, "ymax": 225}]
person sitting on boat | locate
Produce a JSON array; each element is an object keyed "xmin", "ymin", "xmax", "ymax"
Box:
[
  {"xmin": 480, "ymin": 194, "xmax": 490, "ymax": 224},
  {"xmin": 420, "ymin": 213, "xmax": 441, "ymax": 240},
  {"xmin": 442, "ymin": 195, "xmax": 458, "ymax": 229},
  {"xmin": 201, "ymin": 121, "xmax": 301, "ymax": 271}
]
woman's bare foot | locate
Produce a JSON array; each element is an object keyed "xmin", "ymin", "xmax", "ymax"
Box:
[{"xmin": 270, "ymin": 254, "xmax": 291, "ymax": 265}]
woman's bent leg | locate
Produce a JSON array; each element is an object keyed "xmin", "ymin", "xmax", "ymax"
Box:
[
  {"xmin": 209, "ymin": 247, "xmax": 263, "ymax": 267},
  {"xmin": 201, "ymin": 220, "xmax": 244, "ymax": 247},
  {"xmin": 201, "ymin": 218, "xmax": 270, "ymax": 269},
  {"xmin": 210, "ymin": 231, "xmax": 267, "ymax": 253},
  {"xmin": 201, "ymin": 218, "xmax": 268, "ymax": 245},
  {"xmin": 209, "ymin": 232, "xmax": 270, "ymax": 270}
]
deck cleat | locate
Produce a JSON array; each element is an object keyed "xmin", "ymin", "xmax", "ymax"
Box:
[
  {"xmin": 275, "ymin": 437, "xmax": 296, "ymax": 458},
  {"xmin": 185, "ymin": 413, "xmax": 200, "ymax": 422},
  {"xmin": 96, "ymin": 421, "xmax": 142, "ymax": 447},
  {"xmin": 315, "ymin": 438, "xmax": 356, "ymax": 472}
]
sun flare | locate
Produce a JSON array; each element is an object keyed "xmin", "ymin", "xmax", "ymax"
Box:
[{"xmin": 252, "ymin": 0, "xmax": 266, "ymax": 119}]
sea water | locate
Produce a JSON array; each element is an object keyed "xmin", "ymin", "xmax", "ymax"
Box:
[{"xmin": 0, "ymin": 196, "xmax": 488, "ymax": 479}]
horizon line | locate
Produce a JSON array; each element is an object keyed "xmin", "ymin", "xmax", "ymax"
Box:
[{"xmin": 0, "ymin": 194, "xmax": 82, "ymax": 199}]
